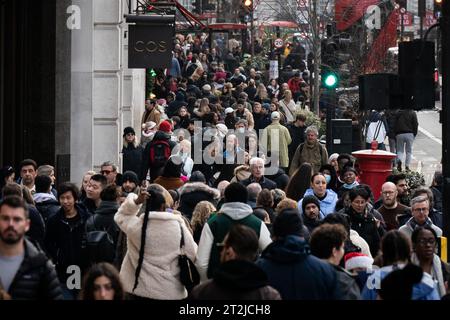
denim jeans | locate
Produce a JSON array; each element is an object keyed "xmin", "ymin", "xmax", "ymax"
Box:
[{"xmin": 396, "ymin": 133, "xmax": 414, "ymax": 167}]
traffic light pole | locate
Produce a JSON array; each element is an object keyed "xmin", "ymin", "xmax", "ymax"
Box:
[
  {"xmin": 325, "ymin": 88, "xmax": 337, "ymax": 153},
  {"xmin": 441, "ymin": 0, "xmax": 450, "ymax": 257}
]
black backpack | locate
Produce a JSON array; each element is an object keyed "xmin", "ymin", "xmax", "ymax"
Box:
[
  {"xmin": 149, "ymin": 139, "xmax": 171, "ymax": 167},
  {"xmin": 84, "ymin": 216, "xmax": 116, "ymax": 265}
]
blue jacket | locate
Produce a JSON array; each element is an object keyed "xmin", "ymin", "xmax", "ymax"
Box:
[
  {"xmin": 256, "ymin": 235, "xmax": 340, "ymax": 300},
  {"xmin": 361, "ymin": 264, "xmax": 440, "ymax": 300},
  {"xmin": 298, "ymin": 188, "xmax": 338, "ymax": 218}
]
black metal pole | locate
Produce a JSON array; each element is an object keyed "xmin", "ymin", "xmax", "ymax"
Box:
[
  {"xmin": 400, "ymin": 13, "xmax": 404, "ymax": 41},
  {"xmin": 441, "ymin": 0, "xmax": 450, "ymax": 257},
  {"xmin": 326, "ymin": 88, "xmax": 336, "ymax": 153}
]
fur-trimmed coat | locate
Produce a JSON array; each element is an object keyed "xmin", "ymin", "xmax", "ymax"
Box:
[
  {"xmin": 114, "ymin": 193, "xmax": 197, "ymax": 299},
  {"xmin": 178, "ymin": 182, "xmax": 220, "ymax": 220}
]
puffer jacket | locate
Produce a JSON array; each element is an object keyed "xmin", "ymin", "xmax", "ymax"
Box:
[{"xmin": 7, "ymin": 240, "xmax": 63, "ymax": 300}]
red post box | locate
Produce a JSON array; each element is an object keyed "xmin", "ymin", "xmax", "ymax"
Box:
[{"xmin": 352, "ymin": 148, "xmax": 397, "ymax": 201}]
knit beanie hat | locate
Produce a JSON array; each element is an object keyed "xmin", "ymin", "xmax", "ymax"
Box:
[
  {"xmin": 122, "ymin": 171, "xmax": 139, "ymax": 185},
  {"xmin": 301, "ymin": 195, "xmax": 320, "ymax": 214},
  {"xmin": 344, "ymin": 252, "xmax": 374, "ymax": 271},
  {"xmin": 159, "ymin": 120, "xmax": 172, "ymax": 133}
]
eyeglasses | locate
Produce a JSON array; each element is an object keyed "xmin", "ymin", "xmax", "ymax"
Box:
[
  {"xmin": 417, "ymin": 238, "xmax": 436, "ymax": 246},
  {"xmin": 413, "ymin": 207, "xmax": 428, "ymax": 213},
  {"xmin": 101, "ymin": 170, "xmax": 112, "ymax": 175}
]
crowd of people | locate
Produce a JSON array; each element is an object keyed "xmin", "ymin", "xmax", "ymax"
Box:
[{"xmin": 0, "ymin": 33, "xmax": 447, "ymax": 301}]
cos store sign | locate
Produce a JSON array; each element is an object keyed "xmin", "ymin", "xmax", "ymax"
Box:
[{"xmin": 128, "ymin": 24, "xmax": 174, "ymax": 69}]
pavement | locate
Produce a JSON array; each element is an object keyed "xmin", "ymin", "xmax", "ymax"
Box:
[{"xmin": 391, "ymin": 108, "xmax": 443, "ymax": 186}]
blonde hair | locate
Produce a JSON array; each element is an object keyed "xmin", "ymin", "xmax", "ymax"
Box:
[
  {"xmin": 275, "ymin": 198, "xmax": 298, "ymax": 214},
  {"xmin": 81, "ymin": 170, "xmax": 96, "ymax": 191},
  {"xmin": 123, "ymin": 136, "xmax": 139, "ymax": 148},
  {"xmin": 191, "ymin": 201, "xmax": 216, "ymax": 232}
]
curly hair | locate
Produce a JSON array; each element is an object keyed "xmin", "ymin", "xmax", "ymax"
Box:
[
  {"xmin": 275, "ymin": 198, "xmax": 298, "ymax": 214},
  {"xmin": 191, "ymin": 201, "xmax": 216, "ymax": 232}
]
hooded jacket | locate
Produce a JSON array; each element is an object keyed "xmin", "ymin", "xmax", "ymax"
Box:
[
  {"xmin": 190, "ymin": 260, "xmax": 281, "ymax": 300},
  {"xmin": 33, "ymin": 193, "xmax": 60, "ymax": 223},
  {"xmin": 114, "ymin": 193, "xmax": 197, "ymax": 299},
  {"xmin": 6, "ymin": 239, "xmax": 63, "ymax": 300},
  {"xmin": 256, "ymin": 235, "xmax": 340, "ymax": 300},
  {"xmin": 195, "ymin": 202, "xmax": 272, "ymax": 281},
  {"xmin": 362, "ymin": 264, "xmax": 440, "ymax": 300},
  {"xmin": 178, "ymin": 182, "xmax": 220, "ymax": 220},
  {"xmin": 298, "ymin": 188, "xmax": 338, "ymax": 218}
]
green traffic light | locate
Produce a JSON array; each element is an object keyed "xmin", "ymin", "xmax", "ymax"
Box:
[{"xmin": 324, "ymin": 73, "xmax": 338, "ymax": 88}]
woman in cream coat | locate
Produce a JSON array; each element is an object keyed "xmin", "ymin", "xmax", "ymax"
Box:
[{"xmin": 114, "ymin": 185, "xmax": 197, "ymax": 300}]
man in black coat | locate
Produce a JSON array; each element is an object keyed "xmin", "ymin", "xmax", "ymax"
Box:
[
  {"xmin": 240, "ymin": 157, "xmax": 277, "ymax": 190},
  {"xmin": 45, "ymin": 183, "xmax": 91, "ymax": 299},
  {"xmin": 0, "ymin": 196, "xmax": 63, "ymax": 300}
]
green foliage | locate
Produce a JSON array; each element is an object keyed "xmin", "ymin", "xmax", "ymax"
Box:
[
  {"xmin": 392, "ymin": 168, "xmax": 426, "ymax": 190},
  {"xmin": 240, "ymin": 54, "xmax": 268, "ymax": 71},
  {"xmin": 146, "ymin": 69, "xmax": 156, "ymax": 99},
  {"xmin": 392, "ymin": 168, "xmax": 426, "ymax": 204}
]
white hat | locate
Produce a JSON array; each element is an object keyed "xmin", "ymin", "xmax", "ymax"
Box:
[
  {"xmin": 202, "ymin": 84, "xmax": 212, "ymax": 91},
  {"xmin": 225, "ymin": 107, "xmax": 234, "ymax": 115},
  {"xmin": 344, "ymin": 252, "xmax": 374, "ymax": 271},
  {"xmin": 216, "ymin": 123, "xmax": 228, "ymax": 139},
  {"xmin": 271, "ymin": 111, "xmax": 281, "ymax": 120},
  {"xmin": 143, "ymin": 121, "xmax": 157, "ymax": 130}
]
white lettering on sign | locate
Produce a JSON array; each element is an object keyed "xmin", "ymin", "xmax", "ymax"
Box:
[
  {"xmin": 66, "ymin": 5, "xmax": 81, "ymax": 30},
  {"xmin": 365, "ymin": 5, "xmax": 381, "ymax": 30}
]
